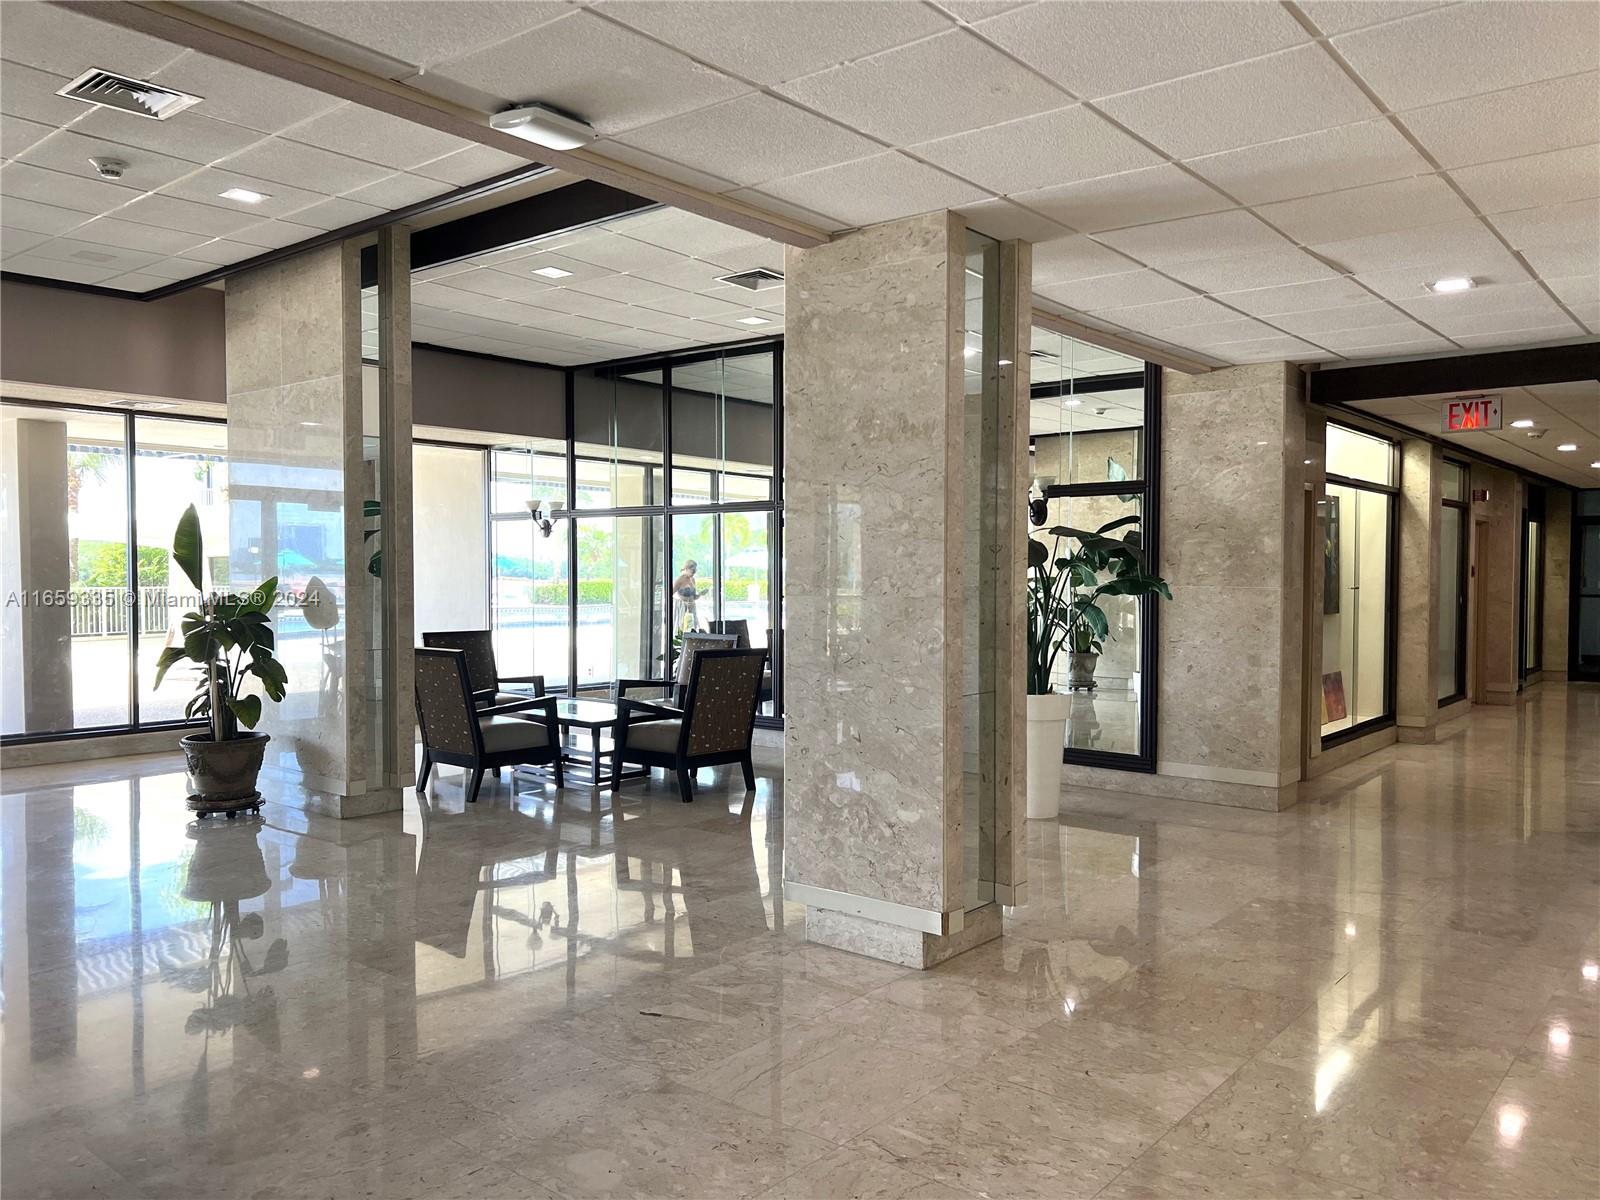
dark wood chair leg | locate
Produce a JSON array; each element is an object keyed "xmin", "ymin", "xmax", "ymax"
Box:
[
  {"xmin": 466, "ymin": 768, "xmax": 484, "ymax": 804},
  {"xmin": 553, "ymin": 755, "xmax": 566, "ymax": 790},
  {"xmin": 677, "ymin": 767, "xmax": 695, "ymax": 803},
  {"xmin": 416, "ymin": 751, "xmax": 432, "ymax": 792},
  {"xmin": 740, "ymin": 754, "xmax": 756, "ymax": 791}
]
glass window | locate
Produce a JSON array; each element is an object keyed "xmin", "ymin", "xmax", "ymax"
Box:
[
  {"xmin": 1438, "ymin": 501, "xmax": 1466, "ymax": 702},
  {"xmin": 1441, "ymin": 460, "xmax": 1468, "ymax": 503},
  {"xmin": 491, "ymin": 513, "xmax": 569, "ymax": 691},
  {"xmin": 1321, "ymin": 482, "xmax": 1392, "ymax": 737},
  {"xmin": 1521, "ymin": 503, "xmax": 1543, "ymax": 677},
  {"xmin": 575, "ymin": 514, "xmax": 664, "ymax": 688},
  {"xmin": 573, "ymin": 368, "xmax": 663, "ymax": 508},
  {"xmin": 1327, "ymin": 424, "xmax": 1394, "ymax": 486},
  {"xmin": 670, "ymin": 514, "xmax": 715, "ymax": 634},
  {"xmin": 135, "ymin": 417, "xmax": 229, "ymax": 725}
]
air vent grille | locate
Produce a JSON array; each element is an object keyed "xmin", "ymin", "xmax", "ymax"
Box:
[
  {"xmin": 717, "ymin": 267, "xmax": 784, "ymax": 291},
  {"xmin": 57, "ymin": 69, "xmax": 201, "ymax": 120}
]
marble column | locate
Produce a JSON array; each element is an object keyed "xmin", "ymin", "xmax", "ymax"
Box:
[
  {"xmin": 1543, "ymin": 489, "xmax": 1572, "ymax": 680},
  {"xmin": 1472, "ymin": 464, "xmax": 1519, "ymax": 705},
  {"xmin": 781, "ymin": 211, "xmax": 1028, "ymax": 968},
  {"xmin": 1396, "ymin": 439, "xmax": 1443, "ymax": 741},
  {"xmin": 225, "ymin": 235, "xmax": 413, "ymax": 817},
  {"xmin": 0, "ymin": 415, "xmax": 72, "ymax": 733},
  {"xmin": 1063, "ymin": 363, "xmax": 1307, "ymax": 810}
]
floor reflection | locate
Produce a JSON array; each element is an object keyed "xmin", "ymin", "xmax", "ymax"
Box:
[{"xmin": 3, "ymin": 686, "xmax": 1597, "ymax": 1200}]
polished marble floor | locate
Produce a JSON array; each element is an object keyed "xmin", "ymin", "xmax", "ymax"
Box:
[{"xmin": 2, "ymin": 685, "xmax": 1596, "ymax": 1199}]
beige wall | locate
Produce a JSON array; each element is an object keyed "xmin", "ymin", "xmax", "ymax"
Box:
[
  {"xmin": 1472, "ymin": 463, "xmax": 1520, "ymax": 704},
  {"xmin": 1543, "ymin": 489, "xmax": 1572, "ymax": 680}
]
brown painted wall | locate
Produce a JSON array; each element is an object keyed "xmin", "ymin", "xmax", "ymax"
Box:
[
  {"xmin": 0, "ymin": 279, "xmax": 225, "ymax": 404},
  {"xmin": 413, "ymin": 345, "xmax": 565, "ymax": 439}
]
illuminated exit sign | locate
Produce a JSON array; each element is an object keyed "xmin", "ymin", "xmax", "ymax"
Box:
[{"xmin": 1442, "ymin": 394, "xmax": 1501, "ymax": 432}]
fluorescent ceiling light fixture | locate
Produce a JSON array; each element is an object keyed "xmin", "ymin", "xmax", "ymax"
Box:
[
  {"xmin": 736, "ymin": 316, "xmax": 770, "ymax": 326},
  {"xmin": 1590, "ymin": 461, "xmax": 1600, "ymax": 469},
  {"xmin": 1556, "ymin": 442, "xmax": 1578, "ymax": 451},
  {"xmin": 1426, "ymin": 276, "xmax": 1475, "ymax": 294},
  {"xmin": 1510, "ymin": 419, "xmax": 1535, "ymax": 428},
  {"xmin": 489, "ymin": 102, "xmax": 595, "ymax": 150},
  {"xmin": 219, "ymin": 186, "xmax": 269, "ymax": 204},
  {"xmin": 531, "ymin": 265, "xmax": 572, "ymax": 279}
]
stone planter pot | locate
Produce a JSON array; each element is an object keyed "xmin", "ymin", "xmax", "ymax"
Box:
[
  {"xmin": 1068, "ymin": 651, "xmax": 1099, "ymax": 690},
  {"xmin": 1026, "ymin": 691, "xmax": 1072, "ymax": 820},
  {"xmin": 181, "ymin": 732, "xmax": 269, "ymax": 816}
]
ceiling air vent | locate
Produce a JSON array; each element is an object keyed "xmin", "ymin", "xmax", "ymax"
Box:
[
  {"xmin": 717, "ymin": 268, "xmax": 784, "ymax": 291},
  {"xmin": 57, "ymin": 69, "xmax": 201, "ymax": 120}
]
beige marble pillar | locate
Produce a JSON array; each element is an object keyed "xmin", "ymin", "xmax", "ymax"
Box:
[
  {"xmin": 781, "ymin": 212, "xmax": 1028, "ymax": 968},
  {"xmin": 1396, "ymin": 439, "xmax": 1443, "ymax": 742},
  {"xmin": 1472, "ymin": 464, "xmax": 1519, "ymax": 705},
  {"xmin": 1063, "ymin": 363, "xmax": 1307, "ymax": 809},
  {"xmin": 225, "ymin": 235, "xmax": 413, "ymax": 816},
  {"xmin": 0, "ymin": 416, "xmax": 72, "ymax": 733},
  {"xmin": 1543, "ymin": 489, "xmax": 1572, "ymax": 680}
]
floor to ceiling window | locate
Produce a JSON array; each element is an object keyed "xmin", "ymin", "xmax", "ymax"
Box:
[
  {"xmin": 1, "ymin": 401, "xmax": 226, "ymax": 740},
  {"xmin": 1520, "ymin": 486, "xmax": 1545, "ymax": 682},
  {"xmin": 1438, "ymin": 458, "xmax": 1469, "ymax": 704},
  {"xmin": 1028, "ymin": 328, "xmax": 1160, "ymax": 769},
  {"xmin": 1574, "ymin": 490, "xmax": 1600, "ymax": 681},
  {"xmin": 1321, "ymin": 423, "xmax": 1397, "ymax": 743}
]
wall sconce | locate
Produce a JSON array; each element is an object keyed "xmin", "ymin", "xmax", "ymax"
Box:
[{"xmin": 524, "ymin": 500, "xmax": 555, "ymax": 538}]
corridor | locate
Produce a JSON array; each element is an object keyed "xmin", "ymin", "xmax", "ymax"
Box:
[{"xmin": 2, "ymin": 686, "xmax": 1596, "ymax": 1199}]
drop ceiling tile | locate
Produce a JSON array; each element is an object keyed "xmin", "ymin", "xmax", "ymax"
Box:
[
  {"xmin": 1036, "ymin": 269, "xmax": 1197, "ymax": 311},
  {"xmin": 1217, "ymin": 275, "xmax": 1377, "ymax": 316},
  {"xmin": 723, "ymin": 185, "xmax": 849, "ymax": 230},
  {"xmin": 1096, "ymin": 209, "xmax": 1290, "ymax": 267},
  {"xmin": 1547, "ymin": 274, "xmax": 1600, "ymax": 307},
  {"xmin": 1491, "ymin": 200, "xmax": 1600, "ymax": 253},
  {"xmin": 0, "ymin": 225, "xmax": 49, "ymax": 256},
  {"xmin": 618, "ymin": 93, "xmax": 881, "ymax": 189},
  {"xmin": 1156, "ymin": 316, "xmax": 1279, "ymax": 345},
  {"xmin": 1313, "ymin": 322, "xmax": 1451, "ymax": 351},
  {"xmin": 342, "ymin": 172, "xmax": 454, "ymax": 208},
  {"xmin": 634, "ymin": 289, "xmax": 746, "ymax": 320},
  {"xmin": 912, "ymin": 104, "xmax": 1161, "ymax": 195},
  {"xmin": 1029, "ymin": 236, "xmax": 1141, "ymax": 285},
  {"xmin": 0, "ymin": 62, "xmax": 85, "ymax": 126},
  {"xmin": 1426, "ymin": 305, "xmax": 1578, "ymax": 338},
  {"xmin": 1, "ymin": 160, "xmax": 144, "ymax": 214},
  {"xmin": 0, "ymin": 195, "xmax": 90, "ymax": 236},
  {"xmin": 565, "ymin": 274, "xmax": 693, "ymax": 307},
  {"xmin": 160, "ymin": 166, "xmax": 327, "ymax": 219},
  {"xmin": 1270, "ymin": 301, "xmax": 1421, "ymax": 337},
  {"xmin": 1257, "ymin": 175, "xmax": 1471, "ymax": 246},
  {"xmin": 225, "ymin": 220, "xmax": 322, "ymax": 251},
  {"xmin": 1453, "ymin": 326, "xmax": 1592, "ymax": 349},
  {"xmin": 1100, "ymin": 46, "xmax": 1378, "ymax": 160},
  {"xmin": 68, "ymin": 215, "xmax": 209, "ymax": 256},
  {"xmin": 973, "ymin": 0, "xmax": 1309, "ymax": 100},
  {"xmin": 1393, "ymin": 280, "xmax": 1566, "ymax": 324},
  {"xmin": 218, "ymin": 137, "xmax": 394, "ymax": 195},
  {"xmin": 1333, "ymin": 1, "xmax": 1600, "ymax": 111},
  {"xmin": 1162, "ymin": 249, "xmax": 1340, "ymax": 293},
  {"xmin": 957, "ymin": 198, "xmax": 1073, "ymax": 244},
  {"xmin": 1314, "ymin": 217, "xmax": 1517, "ymax": 274},
  {"xmin": 751, "ymin": 152, "xmax": 986, "ymax": 228},
  {"xmin": 1567, "ymin": 301, "xmax": 1600, "ymax": 331},
  {"xmin": 562, "ymin": 231, "xmax": 697, "ymax": 274},
  {"xmin": 247, "ymin": 0, "xmax": 571, "ymax": 72},
  {"xmin": 523, "ymin": 288, "xmax": 643, "ymax": 326},
  {"xmin": 1353, "ymin": 251, "xmax": 1533, "ymax": 302},
  {"xmin": 150, "ymin": 52, "xmax": 343, "ymax": 133},
  {"xmin": 171, "ymin": 238, "xmax": 265, "ymax": 267},
  {"xmin": 101, "ymin": 271, "xmax": 179, "ymax": 294},
  {"xmin": 1297, "ymin": 2, "xmax": 1445, "ymax": 36},
  {"xmin": 1187, "ymin": 119, "xmax": 1429, "ymax": 206},
  {"xmin": 1, "ymin": 116, "xmax": 53, "ymax": 160},
  {"xmin": 597, "ymin": 1, "xmax": 953, "ymax": 87},
  {"xmin": 0, "ymin": 252, "xmax": 121, "ymax": 284},
  {"xmin": 68, "ymin": 107, "xmax": 268, "ymax": 165},
  {"xmin": 22, "ymin": 236, "xmax": 159, "ymax": 273},
  {"xmin": 1521, "ymin": 241, "xmax": 1600, "ymax": 282},
  {"xmin": 114, "ymin": 192, "xmax": 254, "ymax": 238},
  {"xmin": 1449, "ymin": 146, "xmax": 1600, "ymax": 214},
  {"xmin": 1012, "ymin": 163, "xmax": 1231, "ymax": 233},
  {"xmin": 411, "ymin": 143, "xmax": 535, "ymax": 186},
  {"xmin": 1214, "ymin": 335, "xmax": 1336, "ymax": 363},
  {"xmin": 1097, "ymin": 296, "xmax": 1238, "ymax": 331},
  {"xmin": 415, "ymin": 11, "xmax": 749, "ymax": 136},
  {"xmin": 123, "ymin": 255, "xmax": 216, "ymax": 281},
  {"xmin": 287, "ymin": 195, "xmax": 389, "ymax": 232},
  {"xmin": 435, "ymin": 269, "xmax": 555, "ymax": 304},
  {"xmin": 282, "ymin": 103, "xmax": 468, "ymax": 171},
  {"xmin": 1399, "ymin": 72, "xmax": 1600, "ymax": 170},
  {"xmin": 585, "ymin": 137, "xmax": 743, "ymax": 196},
  {"xmin": 17, "ymin": 129, "xmax": 202, "ymax": 192},
  {"xmin": 776, "ymin": 29, "xmax": 1066, "ymax": 145},
  {"xmin": 0, "ymin": 1, "xmax": 186, "ymax": 78}
]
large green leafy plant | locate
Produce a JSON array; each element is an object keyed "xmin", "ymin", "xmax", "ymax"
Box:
[
  {"xmin": 1026, "ymin": 513, "xmax": 1171, "ymax": 695},
  {"xmin": 153, "ymin": 505, "xmax": 288, "ymax": 740}
]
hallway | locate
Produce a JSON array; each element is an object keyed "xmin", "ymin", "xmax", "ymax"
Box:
[{"xmin": 2, "ymin": 686, "xmax": 1596, "ymax": 1200}]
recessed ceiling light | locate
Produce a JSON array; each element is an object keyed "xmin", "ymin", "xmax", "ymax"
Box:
[
  {"xmin": 1591, "ymin": 461, "xmax": 1600, "ymax": 469},
  {"xmin": 737, "ymin": 316, "xmax": 770, "ymax": 326},
  {"xmin": 1426, "ymin": 276, "xmax": 1475, "ymax": 294},
  {"xmin": 219, "ymin": 186, "xmax": 268, "ymax": 204},
  {"xmin": 531, "ymin": 265, "xmax": 572, "ymax": 279},
  {"xmin": 1557, "ymin": 442, "xmax": 1578, "ymax": 452},
  {"xmin": 1510, "ymin": 419, "xmax": 1535, "ymax": 428},
  {"xmin": 1063, "ymin": 398, "xmax": 1082, "ymax": 407}
]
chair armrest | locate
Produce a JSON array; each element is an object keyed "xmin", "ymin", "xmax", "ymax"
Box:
[
  {"xmin": 617, "ymin": 697, "xmax": 682, "ymax": 725},
  {"xmin": 472, "ymin": 687, "xmax": 498, "ymax": 701},
  {"xmin": 614, "ymin": 677, "xmax": 673, "ymax": 697},
  {"xmin": 499, "ymin": 674, "xmax": 545, "ymax": 696},
  {"xmin": 480, "ymin": 695, "xmax": 557, "ymax": 719}
]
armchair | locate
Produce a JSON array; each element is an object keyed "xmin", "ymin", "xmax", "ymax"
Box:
[
  {"xmin": 422, "ymin": 630, "xmax": 544, "ymax": 709},
  {"xmin": 415, "ymin": 648, "xmax": 564, "ymax": 803}
]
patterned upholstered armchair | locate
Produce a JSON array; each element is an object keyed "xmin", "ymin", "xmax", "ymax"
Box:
[
  {"xmin": 415, "ymin": 648, "xmax": 564, "ymax": 803},
  {"xmin": 611, "ymin": 648, "xmax": 767, "ymax": 802},
  {"xmin": 422, "ymin": 630, "xmax": 544, "ymax": 709}
]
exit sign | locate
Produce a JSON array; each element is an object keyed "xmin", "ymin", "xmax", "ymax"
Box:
[{"xmin": 1442, "ymin": 395, "xmax": 1501, "ymax": 432}]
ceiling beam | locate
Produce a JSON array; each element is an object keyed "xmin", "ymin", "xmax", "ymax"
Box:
[
  {"xmin": 1030, "ymin": 304, "xmax": 1222, "ymax": 376},
  {"xmin": 58, "ymin": 0, "xmax": 832, "ymax": 249},
  {"xmin": 1306, "ymin": 342, "xmax": 1600, "ymax": 406}
]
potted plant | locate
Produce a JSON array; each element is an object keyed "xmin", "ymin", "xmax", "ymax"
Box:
[
  {"xmin": 1026, "ymin": 511, "xmax": 1171, "ymax": 818},
  {"xmin": 154, "ymin": 504, "xmax": 288, "ymax": 817}
]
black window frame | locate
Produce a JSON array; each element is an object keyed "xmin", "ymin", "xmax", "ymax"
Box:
[
  {"xmin": 1438, "ymin": 457, "xmax": 1471, "ymax": 706},
  {"xmin": 1519, "ymin": 485, "xmax": 1546, "ymax": 683}
]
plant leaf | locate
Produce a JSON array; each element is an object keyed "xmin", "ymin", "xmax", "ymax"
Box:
[
  {"xmin": 226, "ymin": 695, "xmax": 262, "ymax": 730},
  {"xmin": 172, "ymin": 505, "xmax": 204, "ymax": 593},
  {"xmin": 152, "ymin": 646, "xmax": 187, "ymax": 690}
]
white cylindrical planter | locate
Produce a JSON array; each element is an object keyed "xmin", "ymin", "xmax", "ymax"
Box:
[{"xmin": 1025, "ymin": 691, "xmax": 1072, "ymax": 819}]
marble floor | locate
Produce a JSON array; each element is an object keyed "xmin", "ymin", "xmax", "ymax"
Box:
[{"xmin": 2, "ymin": 685, "xmax": 1596, "ymax": 1200}]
